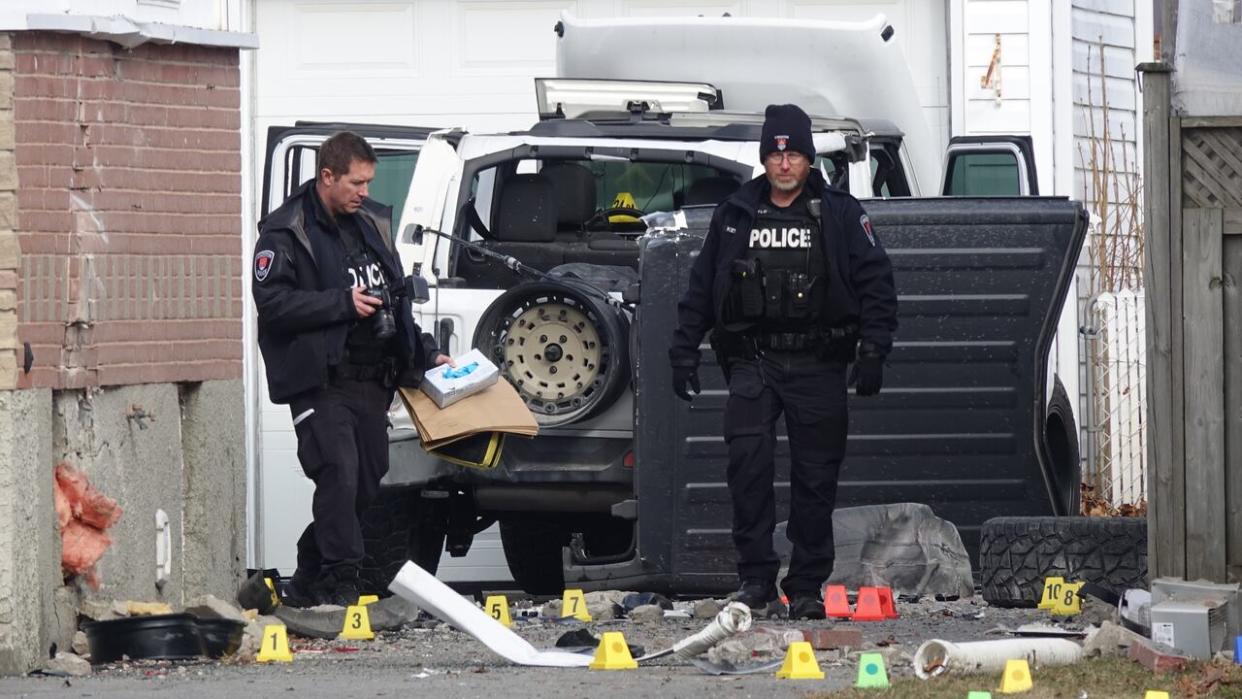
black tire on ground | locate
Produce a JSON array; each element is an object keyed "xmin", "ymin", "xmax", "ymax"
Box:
[
  {"xmin": 499, "ymin": 517, "xmax": 572, "ymax": 595},
  {"xmin": 1046, "ymin": 377, "xmax": 1081, "ymax": 515},
  {"xmin": 979, "ymin": 516, "xmax": 1147, "ymax": 607},
  {"xmin": 358, "ymin": 486, "xmax": 447, "ymax": 595}
]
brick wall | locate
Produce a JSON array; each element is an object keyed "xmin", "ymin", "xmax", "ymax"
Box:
[
  {"xmin": 13, "ymin": 33, "xmax": 242, "ymax": 389},
  {"xmin": 0, "ymin": 35, "xmax": 15, "ymax": 391}
]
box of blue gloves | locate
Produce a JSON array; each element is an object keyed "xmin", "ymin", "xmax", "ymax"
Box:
[{"xmin": 421, "ymin": 348, "xmax": 500, "ymax": 408}]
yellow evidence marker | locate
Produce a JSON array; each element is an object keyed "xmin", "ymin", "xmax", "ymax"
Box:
[
  {"xmin": 854, "ymin": 652, "xmax": 889, "ymax": 688},
  {"xmin": 776, "ymin": 641, "xmax": 825, "ymax": 680},
  {"xmin": 997, "ymin": 658, "xmax": 1033, "ymax": 694},
  {"xmin": 485, "ymin": 595, "xmax": 513, "ymax": 627},
  {"xmin": 256, "ymin": 624, "xmax": 293, "ymax": 663},
  {"xmin": 561, "ymin": 588, "xmax": 592, "ymax": 622},
  {"xmin": 357, "ymin": 594, "xmax": 379, "ymax": 606},
  {"xmin": 1050, "ymin": 581, "xmax": 1085, "ymax": 616},
  {"xmin": 339, "ymin": 604, "xmax": 375, "ymax": 641},
  {"xmin": 1037, "ymin": 576, "xmax": 1065, "ymax": 610},
  {"xmin": 264, "ymin": 577, "xmax": 282, "ymax": 609},
  {"xmin": 1144, "ymin": 693, "xmax": 1170, "ymax": 699},
  {"xmin": 589, "ymin": 631, "xmax": 638, "ymax": 670}
]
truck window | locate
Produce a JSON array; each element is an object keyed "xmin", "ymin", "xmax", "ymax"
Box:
[
  {"xmin": 814, "ymin": 153, "xmax": 850, "ymax": 190},
  {"xmin": 283, "ymin": 145, "xmax": 420, "ymax": 239},
  {"xmin": 943, "ymin": 151, "xmax": 1021, "ymax": 196},
  {"xmin": 869, "ymin": 143, "xmax": 912, "ymax": 198}
]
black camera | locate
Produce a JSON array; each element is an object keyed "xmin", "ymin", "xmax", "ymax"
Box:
[{"xmin": 363, "ymin": 287, "xmax": 397, "ymax": 340}]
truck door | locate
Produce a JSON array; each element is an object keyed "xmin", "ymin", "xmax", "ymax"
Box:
[
  {"xmin": 941, "ymin": 135, "xmax": 1039, "ymax": 196},
  {"xmin": 255, "ymin": 122, "xmax": 432, "ymax": 573},
  {"xmin": 632, "ymin": 197, "xmax": 1086, "ymax": 592}
]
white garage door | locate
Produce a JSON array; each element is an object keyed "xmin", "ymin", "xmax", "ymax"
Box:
[{"xmin": 249, "ymin": 0, "xmax": 947, "ymax": 582}]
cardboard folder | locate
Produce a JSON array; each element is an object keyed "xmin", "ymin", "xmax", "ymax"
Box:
[{"xmin": 399, "ymin": 378, "xmax": 538, "ymax": 457}]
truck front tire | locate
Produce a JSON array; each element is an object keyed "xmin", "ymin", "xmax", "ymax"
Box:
[{"xmin": 359, "ymin": 486, "xmax": 447, "ymax": 595}]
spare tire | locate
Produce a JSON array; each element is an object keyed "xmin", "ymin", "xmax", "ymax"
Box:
[
  {"xmin": 1045, "ymin": 377, "xmax": 1081, "ymax": 515},
  {"xmin": 474, "ymin": 278, "xmax": 630, "ymax": 427},
  {"xmin": 979, "ymin": 516, "xmax": 1147, "ymax": 607}
]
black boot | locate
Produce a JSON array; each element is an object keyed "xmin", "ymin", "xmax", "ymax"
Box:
[
  {"xmin": 311, "ymin": 564, "xmax": 361, "ymax": 607},
  {"xmin": 281, "ymin": 569, "xmax": 319, "ymax": 608},
  {"xmin": 727, "ymin": 580, "xmax": 785, "ymax": 618},
  {"xmin": 788, "ymin": 594, "xmax": 827, "ymax": 620}
]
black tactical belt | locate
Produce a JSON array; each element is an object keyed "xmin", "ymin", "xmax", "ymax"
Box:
[
  {"xmin": 756, "ymin": 324, "xmax": 859, "ymax": 352},
  {"xmin": 330, "ymin": 361, "xmax": 394, "ymax": 383}
]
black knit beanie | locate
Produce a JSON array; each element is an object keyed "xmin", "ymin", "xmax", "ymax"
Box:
[{"xmin": 759, "ymin": 104, "xmax": 815, "ymax": 162}]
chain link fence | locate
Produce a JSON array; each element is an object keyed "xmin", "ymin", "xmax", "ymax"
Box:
[{"xmin": 1082, "ymin": 290, "xmax": 1147, "ymax": 513}]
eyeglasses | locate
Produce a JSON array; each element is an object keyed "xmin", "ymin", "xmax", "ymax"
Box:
[{"xmin": 764, "ymin": 151, "xmax": 809, "ymax": 166}]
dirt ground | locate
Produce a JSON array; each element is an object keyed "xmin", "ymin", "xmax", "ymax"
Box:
[{"xmin": 0, "ymin": 594, "xmax": 1149, "ymax": 698}]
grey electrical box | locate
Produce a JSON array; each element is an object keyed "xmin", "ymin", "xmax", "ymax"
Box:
[
  {"xmin": 1148, "ymin": 578, "xmax": 1242, "ymax": 659},
  {"xmin": 1149, "ymin": 599, "xmax": 1229, "ymax": 659}
]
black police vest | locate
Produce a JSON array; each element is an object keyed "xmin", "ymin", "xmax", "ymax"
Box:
[
  {"xmin": 339, "ymin": 217, "xmax": 394, "ymax": 364},
  {"xmin": 720, "ymin": 199, "xmax": 828, "ymax": 333}
]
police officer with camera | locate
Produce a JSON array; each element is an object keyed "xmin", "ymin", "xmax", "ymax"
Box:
[
  {"xmin": 669, "ymin": 105, "xmax": 898, "ymax": 619},
  {"xmin": 253, "ymin": 131, "xmax": 451, "ymax": 606}
]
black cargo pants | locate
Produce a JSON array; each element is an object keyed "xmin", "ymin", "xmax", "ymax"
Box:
[
  {"xmin": 289, "ymin": 376, "xmax": 392, "ymax": 576},
  {"xmin": 723, "ymin": 353, "xmax": 848, "ymax": 598}
]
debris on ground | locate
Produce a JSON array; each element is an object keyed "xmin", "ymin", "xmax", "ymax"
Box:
[
  {"xmin": 824, "ymin": 503, "xmax": 975, "ymax": 599},
  {"xmin": 185, "ymin": 594, "xmax": 248, "ymax": 623},
  {"xmin": 629, "ymin": 604, "xmax": 664, "ymax": 624},
  {"xmin": 693, "ymin": 598, "xmax": 722, "ymax": 619},
  {"xmin": 38, "ymin": 651, "xmax": 92, "ymax": 677},
  {"xmin": 1129, "ymin": 636, "xmax": 1193, "ymax": 673},
  {"xmin": 622, "ymin": 592, "xmax": 673, "ymax": 611},
  {"xmin": 1083, "ymin": 620, "xmax": 1147, "ymax": 657},
  {"xmin": 706, "ymin": 626, "xmax": 805, "ymax": 666},
  {"xmin": 127, "ymin": 601, "xmax": 174, "ymax": 616},
  {"xmin": 55, "ymin": 462, "xmax": 123, "ymax": 589},
  {"xmin": 71, "ymin": 630, "xmax": 90, "ymax": 656}
]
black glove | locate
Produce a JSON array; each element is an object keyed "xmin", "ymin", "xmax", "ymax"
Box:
[
  {"xmin": 850, "ymin": 353, "xmax": 884, "ymax": 397},
  {"xmin": 672, "ymin": 365, "xmax": 701, "ymax": 402}
]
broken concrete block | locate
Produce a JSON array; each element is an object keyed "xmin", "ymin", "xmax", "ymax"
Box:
[
  {"xmin": 1128, "ymin": 637, "xmax": 1191, "ymax": 673},
  {"xmin": 629, "ymin": 604, "xmax": 664, "ymax": 624},
  {"xmin": 1082, "ymin": 621, "xmax": 1146, "ymax": 658},
  {"xmin": 693, "ymin": 598, "xmax": 722, "ymax": 620},
  {"xmin": 803, "ymin": 626, "xmax": 863, "ymax": 650},
  {"xmin": 541, "ymin": 599, "xmax": 562, "ymax": 618},
  {"xmin": 71, "ymin": 631, "xmax": 90, "ymax": 657},
  {"xmin": 185, "ymin": 594, "xmax": 247, "ymax": 623},
  {"xmin": 584, "ymin": 591, "xmax": 627, "ymax": 621},
  {"xmin": 706, "ymin": 627, "xmax": 805, "ymax": 666},
  {"xmin": 820, "ymin": 503, "xmax": 974, "ymax": 598},
  {"xmin": 41, "ymin": 652, "xmax": 91, "ymax": 677},
  {"xmin": 77, "ymin": 598, "xmax": 121, "ymax": 622}
]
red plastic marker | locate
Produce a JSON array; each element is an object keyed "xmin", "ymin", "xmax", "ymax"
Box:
[
  {"xmin": 823, "ymin": 584, "xmax": 854, "ymax": 619},
  {"xmin": 853, "ymin": 587, "xmax": 887, "ymax": 622},
  {"xmin": 877, "ymin": 587, "xmax": 899, "ymax": 619}
]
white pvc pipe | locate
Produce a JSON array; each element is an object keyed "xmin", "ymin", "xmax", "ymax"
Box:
[{"xmin": 914, "ymin": 638, "xmax": 1084, "ymax": 679}]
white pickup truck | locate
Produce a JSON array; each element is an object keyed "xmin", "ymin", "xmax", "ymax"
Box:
[{"xmin": 258, "ymin": 13, "xmax": 1096, "ymax": 601}]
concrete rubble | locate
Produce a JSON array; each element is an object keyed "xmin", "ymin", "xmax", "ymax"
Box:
[
  {"xmin": 40, "ymin": 651, "xmax": 91, "ymax": 677},
  {"xmin": 185, "ymin": 594, "xmax": 249, "ymax": 623},
  {"xmin": 823, "ymin": 503, "xmax": 975, "ymax": 599},
  {"xmin": 628, "ymin": 604, "xmax": 665, "ymax": 624}
]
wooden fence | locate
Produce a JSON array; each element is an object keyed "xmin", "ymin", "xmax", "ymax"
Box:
[{"xmin": 1141, "ymin": 63, "xmax": 1242, "ymax": 583}]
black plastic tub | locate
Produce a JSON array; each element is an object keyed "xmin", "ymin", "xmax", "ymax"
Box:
[
  {"xmin": 195, "ymin": 618, "xmax": 246, "ymax": 659},
  {"xmin": 83, "ymin": 614, "xmax": 206, "ymax": 664}
]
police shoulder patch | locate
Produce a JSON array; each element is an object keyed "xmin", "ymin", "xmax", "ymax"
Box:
[
  {"xmin": 859, "ymin": 214, "xmax": 877, "ymax": 247},
  {"xmin": 254, "ymin": 250, "xmax": 275, "ymax": 282}
]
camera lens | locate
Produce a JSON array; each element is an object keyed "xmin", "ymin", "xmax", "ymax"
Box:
[{"xmin": 373, "ymin": 308, "xmax": 396, "ymax": 339}]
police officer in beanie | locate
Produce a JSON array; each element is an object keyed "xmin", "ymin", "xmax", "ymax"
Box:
[
  {"xmin": 252, "ymin": 131, "xmax": 451, "ymax": 606},
  {"xmin": 669, "ymin": 104, "xmax": 897, "ymax": 619}
]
